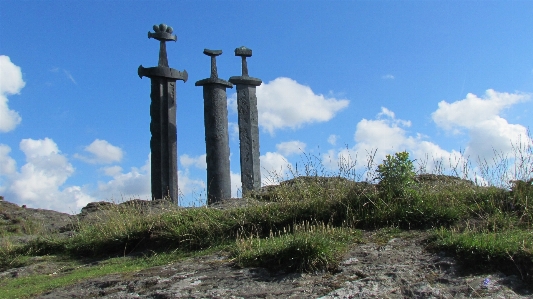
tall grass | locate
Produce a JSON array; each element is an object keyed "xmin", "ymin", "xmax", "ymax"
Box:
[{"xmin": 1, "ymin": 135, "xmax": 532, "ymax": 298}]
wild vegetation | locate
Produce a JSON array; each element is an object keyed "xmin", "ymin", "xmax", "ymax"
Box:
[{"xmin": 0, "ymin": 139, "xmax": 532, "ymax": 298}]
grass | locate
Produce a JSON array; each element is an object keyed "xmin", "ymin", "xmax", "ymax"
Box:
[
  {"xmin": 0, "ymin": 140, "xmax": 532, "ymax": 297},
  {"xmin": 232, "ymin": 221, "xmax": 361, "ymax": 273},
  {"xmin": 0, "ymin": 247, "xmax": 225, "ymax": 299}
]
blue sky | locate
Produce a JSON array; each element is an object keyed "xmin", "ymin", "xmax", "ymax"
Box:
[{"xmin": 1, "ymin": 1, "xmax": 533, "ymax": 213}]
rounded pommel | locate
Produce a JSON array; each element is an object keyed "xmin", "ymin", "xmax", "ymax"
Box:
[
  {"xmin": 148, "ymin": 23, "xmax": 177, "ymax": 42},
  {"xmin": 203, "ymin": 49, "xmax": 222, "ymax": 57},
  {"xmin": 235, "ymin": 46, "xmax": 252, "ymax": 57}
]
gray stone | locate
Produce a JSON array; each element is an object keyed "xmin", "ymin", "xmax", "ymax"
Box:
[
  {"xmin": 229, "ymin": 46, "xmax": 262, "ymax": 194},
  {"xmin": 195, "ymin": 49, "xmax": 233, "ymax": 204},
  {"xmin": 138, "ymin": 23, "xmax": 187, "ymax": 204}
]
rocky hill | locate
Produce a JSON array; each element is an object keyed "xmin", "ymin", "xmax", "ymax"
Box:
[{"xmin": 1, "ymin": 179, "xmax": 532, "ymax": 298}]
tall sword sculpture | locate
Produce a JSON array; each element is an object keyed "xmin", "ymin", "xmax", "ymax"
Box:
[
  {"xmin": 229, "ymin": 46, "xmax": 262, "ymax": 194},
  {"xmin": 138, "ymin": 24, "xmax": 188, "ymax": 204},
  {"xmin": 196, "ymin": 49, "xmax": 233, "ymax": 204}
]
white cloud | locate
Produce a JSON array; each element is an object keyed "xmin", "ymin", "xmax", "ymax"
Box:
[
  {"xmin": 275, "ymin": 140, "xmax": 306, "ymax": 156},
  {"xmin": 260, "ymin": 151, "xmax": 293, "ymax": 185},
  {"xmin": 97, "ymin": 153, "xmax": 207, "ymax": 204},
  {"xmin": 102, "ymin": 165, "xmax": 123, "ymax": 177},
  {"xmin": 0, "ymin": 138, "xmax": 99, "ymax": 213},
  {"xmin": 382, "ymin": 74, "xmax": 395, "ymax": 80},
  {"xmin": 228, "ymin": 92, "xmax": 238, "ymax": 114},
  {"xmin": 97, "ymin": 155, "xmax": 151, "ymax": 200},
  {"xmin": 325, "ymin": 109, "xmax": 427, "ymax": 178},
  {"xmin": 95, "ymin": 151, "xmax": 212, "ymax": 205},
  {"xmin": 377, "ymin": 107, "xmax": 395, "ymax": 119},
  {"xmin": 63, "ymin": 186, "xmax": 96, "ymax": 213},
  {"xmin": 0, "ymin": 144, "xmax": 16, "ymax": 176},
  {"xmin": 432, "ymin": 89, "xmax": 531, "ymax": 161},
  {"xmin": 230, "ymin": 171, "xmax": 242, "ymax": 198},
  {"xmin": 75, "ymin": 139, "xmax": 123, "ymax": 164},
  {"xmin": 177, "ymin": 169, "xmax": 205, "ymax": 198},
  {"xmin": 0, "ymin": 55, "xmax": 24, "ymax": 132},
  {"xmin": 20, "ymin": 138, "xmax": 59, "ymax": 158},
  {"xmin": 325, "ymin": 89, "xmax": 530, "ymax": 184},
  {"xmin": 0, "ymin": 140, "xmax": 211, "ymax": 212},
  {"xmin": 180, "ymin": 153, "xmax": 207, "ymax": 170},
  {"xmin": 354, "ymin": 107, "xmax": 412, "ymax": 156},
  {"xmin": 177, "ymin": 153, "xmax": 208, "ymax": 203},
  {"xmin": 257, "ymin": 77, "xmax": 349, "ymax": 135},
  {"xmin": 432, "ymin": 89, "xmax": 528, "ymax": 132},
  {"xmin": 327, "ymin": 134, "xmax": 338, "ymax": 146},
  {"xmin": 13, "ymin": 138, "xmax": 73, "ymax": 201},
  {"xmin": 229, "ymin": 122, "xmax": 239, "ymax": 140},
  {"xmin": 324, "ymin": 107, "xmax": 466, "ymax": 181}
]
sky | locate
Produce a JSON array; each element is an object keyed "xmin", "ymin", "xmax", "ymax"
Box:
[{"xmin": 1, "ymin": 1, "xmax": 533, "ymax": 214}]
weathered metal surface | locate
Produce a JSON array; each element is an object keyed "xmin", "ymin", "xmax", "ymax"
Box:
[
  {"xmin": 195, "ymin": 49, "xmax": 233, "ymax": 204},
  {"xmin": 229, "ymin": 46, "xmax": 262, "ymax": 194},
  {"xmin": 138, "ymin": 24, "xmax": 187, "ymax": 204}
]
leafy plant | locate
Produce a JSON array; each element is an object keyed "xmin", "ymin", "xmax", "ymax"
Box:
[{"xmin": 376, "ymin": 151, "xmax": 416, "ymax": 200}]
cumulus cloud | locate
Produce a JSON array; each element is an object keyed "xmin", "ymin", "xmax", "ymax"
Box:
[
  {"xmin": 0, "ymin": 138, "xmax": 212, "ymax": 211},
  {"xmin": 325, "ymin": 89, "xmax": 530, "ymax": 184},
  {"xmin": 102, "ymin": 165, "xmax": 123, "ymax": 177},
  {"xmin": 97, "ymin": 153, "xmax": 208, "ymax": 204},
  {"xmin": 432, "ymin": 90, "xmax": 528, "ymax": 132},
  {"xmin": 432, "ymin": 89, "xmax": 531, "ymax": 160},
  {"xmin": 382, "ymin": 74, "xmax": 395, "ymax": 80},
  {"xmin": 260, "ymin": 151, "xmax": 293, "ymax": 185},
  {"xmin": 177, "ymin": 169, "xmax": 206, "ymax": 199},
  {"xmin": 0, "ymin": 55, "xmax": 24, "ymax": 132},
  {"xmin": 0, "ymin": 144, "xmax": 16, "ymax": 176},
  {"xmin": 276, "ymin": 140, "xmax": 306, "ymax": 156},
  {"xmin": 63, "ymin": 186, "xmax": 96, "ymax": 212},
  {"xmin": 11, "ymin": 138, "xmax": 73, "ymax": 201},
  {"xmin": 180, "ymin": 153, "xmax": 207, "ymax": 170},
  {"xmin": 97, "ymin": 155, "xmax": 151, "ymax": 200},
  {"xmin": 353, "ymin": 107, "xmax": 413, "ymax": 157},
  {"xmin": 176, "ymin": 153, "xmax": 209, "ymax": 204},
  {"xmin": 75, "ymin": 139, "xmax": 123, "ymax": 164},
  {"xmin": 323, "ymin": 107, "xmax": 465, "ymax": 181},
  {"xmin": 0, "ymin": 138, "xmax": 99, "ymax": 213},
  {"xmin": 257, "ymin": 77, "xmax": 349, "ymax": 135}
]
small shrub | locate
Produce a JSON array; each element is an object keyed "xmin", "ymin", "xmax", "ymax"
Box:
[{"xmin": 376, "ymin": 151, "xmax": 416, "ymax": 200}]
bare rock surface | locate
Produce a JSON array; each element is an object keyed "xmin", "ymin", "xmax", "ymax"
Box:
[
  {"xmin": 30, "ymin": 231, "xmax": 532, "ymax": 299},
  {"xmin": 1, "ymin": 187, "xmax": 532, "ymax": 298}
]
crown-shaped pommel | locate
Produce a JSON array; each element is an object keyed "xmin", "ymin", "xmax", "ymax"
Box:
[{"xmin": 148, "ymin": 24, "xmax": 177, "ymax": 42}]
